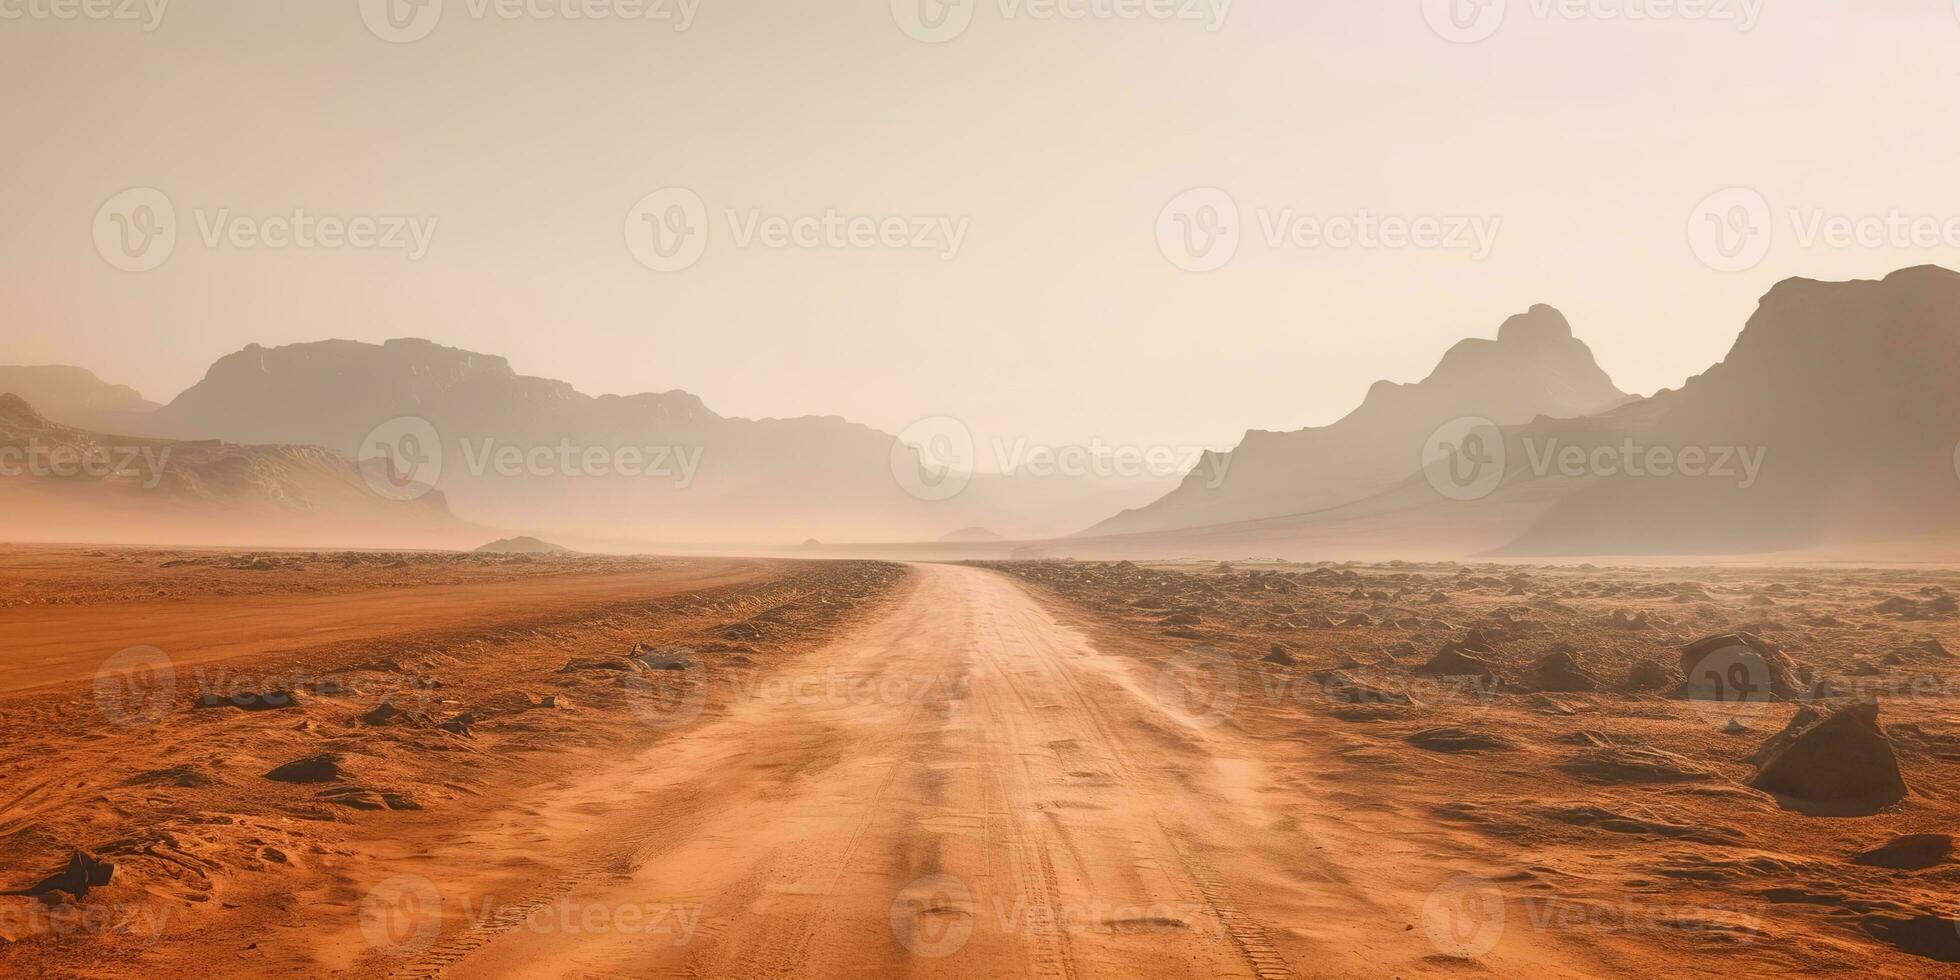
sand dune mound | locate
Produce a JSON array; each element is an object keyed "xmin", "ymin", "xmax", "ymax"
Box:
[{"xmin": 1747, "ymin": 701, "xmax": 1909, "ymax": 815}]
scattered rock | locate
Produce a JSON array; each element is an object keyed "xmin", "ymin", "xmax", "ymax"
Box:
[
  {"xmin": 1678, "ymin": 632, "xmax": 1803, "ymax": 701},
  {"xmin": 557, "ymin": 658, "xmax": 638, "ymax": 674},
  {"xmin": 1747, "ymin": 701, "xmax": 1909, "ymax": 815},
  {"xmin": 361, "ymin": 701, "xmax": 431, "ymax": 727},
  {"xmin": 124, "ymin": 764, "xmax": 217, "ymax": 788},
  {"xmin": 1845, "ymin": 658, "xmax": 1883, "ymax": 677},
  {"xmin": 317, "ymin": 786, "xmax": 422, "ymax": 811},
  {"xmin": 196, "ymin": 690, "xmax": 302, "ymax": 711},
  {"xmin": 629, "ymin": 646, "xmax": 695, "ymax": 671},
  {"xmin": 1851, "ymin": 834, "xmax": 1953, "ymax": 871},
  {"xmin": 1533, "ymin": 650, "xmax": 1601, "ymax": 692},
  {"xmin": 1861, "ymin": 913, "xmax": 1960, "ymax": 962},
  {"xmin": 264, "ymin": 754, "xmax": 347, "ymax": 784},
  {"xmin": 1260, "ymin": 645, "xmax": 1295, "ymax": 666},
  {"xmin": 1416, "ymin": 645, "xmax": 1499, "ymax": 680},
  {"xmin": 2, "ymin": 851, "xmax": 115, "ymax": 901}
]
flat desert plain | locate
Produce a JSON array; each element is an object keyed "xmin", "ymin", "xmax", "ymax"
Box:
[{"xmin": 2, "ymin": 549, "xmax": 1958, "ymax": 978}]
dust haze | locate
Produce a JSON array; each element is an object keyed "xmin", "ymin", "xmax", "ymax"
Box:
[{"xmin": 5, "ymin": 4, "xmax": 1960, "ymax": 978}]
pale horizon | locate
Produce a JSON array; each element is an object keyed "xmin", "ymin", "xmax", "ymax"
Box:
[{"xmin": 7, "ymin": 2, "xmax": 1960, "ymax": 454}]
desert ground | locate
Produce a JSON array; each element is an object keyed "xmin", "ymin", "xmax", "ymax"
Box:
[{"xmin": 2, "ymin": 549, "xmax": 1958, "ymax": 978}]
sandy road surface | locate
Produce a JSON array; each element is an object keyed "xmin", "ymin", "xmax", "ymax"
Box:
[{"xmin": 345, "ymin": 563, "xmax": 1595, "ymax": 979}]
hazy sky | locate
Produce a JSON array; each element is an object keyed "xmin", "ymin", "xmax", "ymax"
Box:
[{"xmin": 5, "ymin": 1, "xmax": 1960, "ymax": 454}]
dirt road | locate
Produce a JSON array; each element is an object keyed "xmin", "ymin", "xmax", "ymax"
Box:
[{"xmin": 342, "ymin": 563, "xmax": 1597, "ymax": 979}]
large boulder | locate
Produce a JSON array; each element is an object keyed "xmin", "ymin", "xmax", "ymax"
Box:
[
  {"xmin": 1679, "ymin": 631, "xmax": 1803, "ymax": 702},
  {"xmin": 1747, "ymin": 701, "xmax": 1909, "ymax": 815}
]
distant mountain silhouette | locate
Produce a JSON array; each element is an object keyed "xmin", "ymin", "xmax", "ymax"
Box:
[
  {"xmin": 13, "ymin": 267, "xmax": 1954, "ymax": 557},
  {"xmin": 1061, "ymin": 267, "xmax": 1960, "ymax": 561},
  {"xmin": 1503, "ymin": 265, "xmax": 1960, "ymax": 555},
  {"xmin": 90, "ymin": 338, "xmax": 1169, "ymax": 546},
  {"xmin": 0, "ymin": 393, "xmax": 466, "ymax": 548},
  {"xmin": 1089, "ymin": 304, "xmax": 1629, "ymax": 536},
  {"xmin": 0, "ymin": 365, "xmax": 158, "ymax": 432}
]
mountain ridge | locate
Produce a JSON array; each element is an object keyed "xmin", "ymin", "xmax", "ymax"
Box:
[{"xmin": 1087, "ymin": 303, "xmax": 1631, "ymax": 537}]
